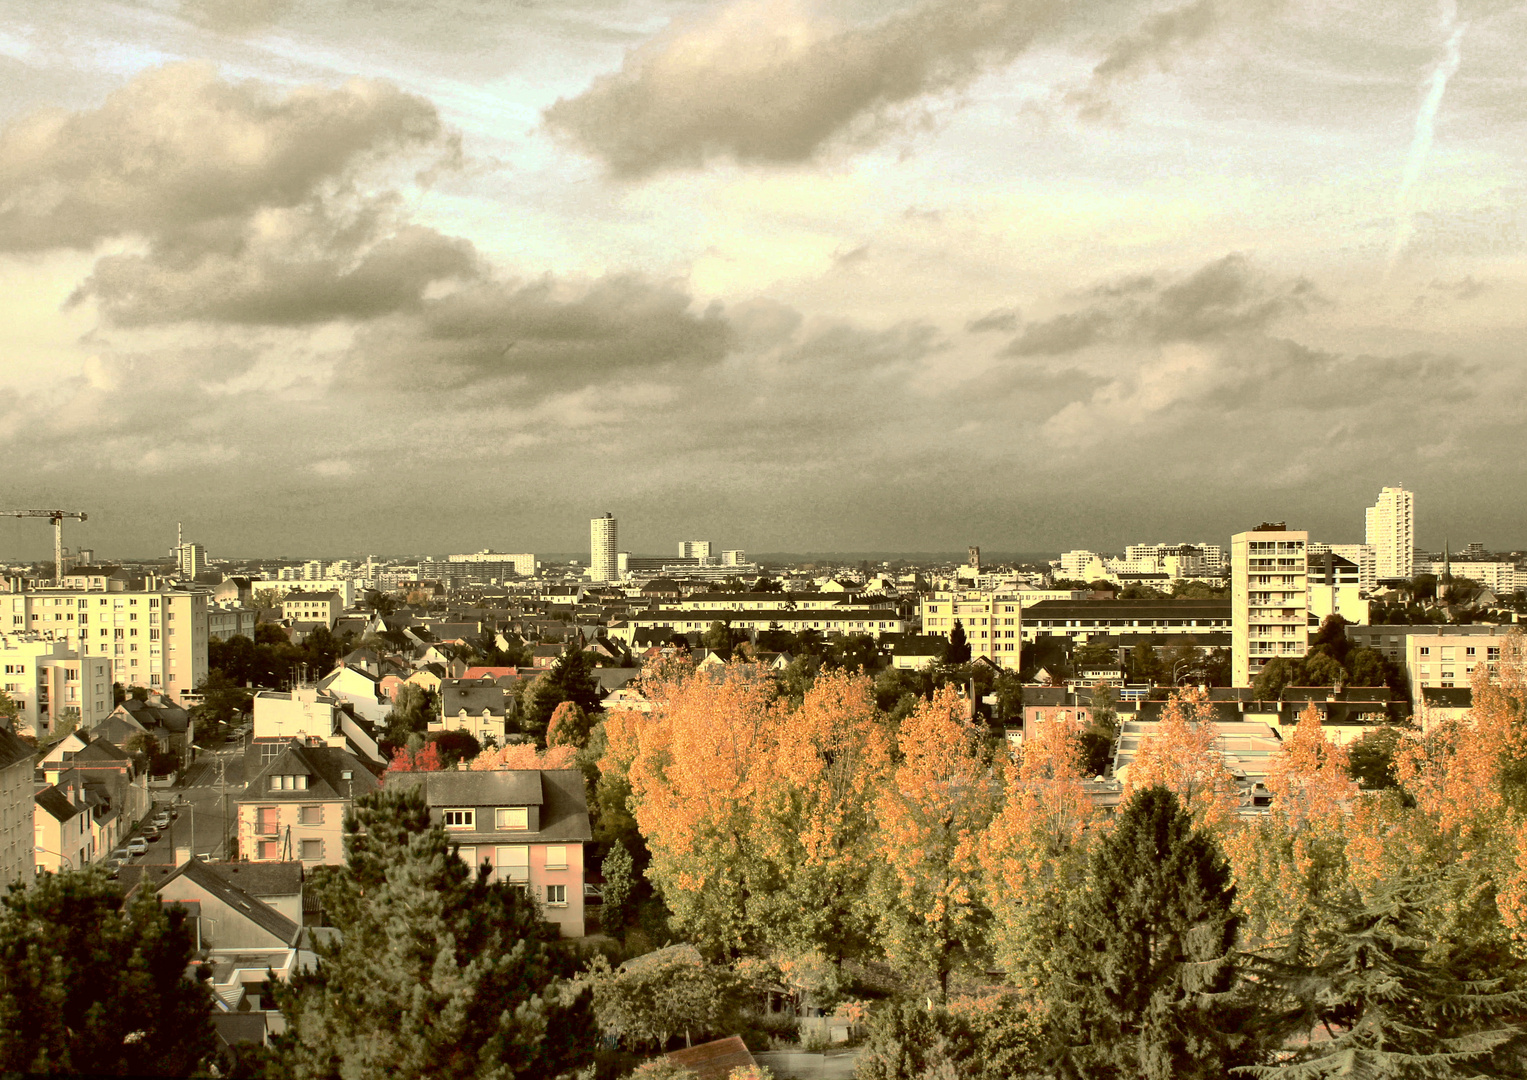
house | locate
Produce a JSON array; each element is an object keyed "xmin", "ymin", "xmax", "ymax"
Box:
[
  {"xmin": 35, "ymin": 771, "xmax": 93, "ymax": 872},
  {"xmin": 315, "ymin": 665, "xmax": 389, "ymax": 725},
  {"xmin": 384, "ymin": 769, "xmax": 593, "ymax": 937},
  {"xmin": 887, "ymin": 635, "xmax": 947, "ymax": 670},
  {"xmin": 404, "ymin": 666, "xmax": 446, "ymax": 695},
  {"xmin": 1420, "ymin": 686, "xmax": 1473, "ymax": 730},
  {"xmin": 435, "ymin": 678, "xmax": 514, "ymax": 744},
  {"xmin": 248, "ymin": 687, "xmax": 384, "ymax": 768},
  {"xmin": 39, "ymin": 734, "xmax": 147, "ymax": 854},
  {"xmin": 94, "ymin": 693, "xmax": 195, "ymax": 759},
  {"xmin": 237, "ymin": 742, "xmax": 384, "ymax": 866},
  {"xmin": 601, "ymin": 685, "xmax": 653, "ymax": 713},
  {"xmin": 0, "ymin": 725, "xmax": 35, "ymax": 888},
  {"xmin": 530, "ymin": 645, "xmax": 563, "ymax": 670}
]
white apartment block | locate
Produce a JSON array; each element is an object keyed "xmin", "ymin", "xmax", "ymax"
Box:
[
  {"xmin": 249, "ymin": 578, "xmax": 357, "ymax": 607},
  {"xmin": 1124, "ymin": 542, "xmax": 1227, "ymax": 576},
  {"xmin": 176, "ymin": 542, "xmax": 207, "ymax": 578},
  {"xmin": 281, "ymin": 591, "xmax": 342, "ymax": 627},
  {"xmin": 1415, "ymin": 560, "xmax": 1523, "ymax": 593},
  {"xmin": 679, "ymin": 540, "xmax": 712, "ymax": 561},
  {"xmin": 1365, "ymin": 486, "xmax": 1415, "ymax": 582},
  {"xmin": 1, "ymin": 633, "xmax": 114, "ymax": 738},
  {"xmin": 1057, "ymin": 550, "xmax": 1106, "ymax": 581},
  {"xmin": 0, "ymin": 728, "xmax": 34, "ymax": 890},
  {"xmin": 447, "ymin": 551, "xmax": 538, "ymax": 577},
  {"xmin": 1310, "ymin": 543, "xmax": 1377, "ymax": 591},
  {"xmin": 919, "ymin": 592, "xmax": 1022, "ymax": 669},
  {"xmin": 1405, "ymin": 627, "xmax": 1520, "ymax": 713},
  {"xmin": 6, "ymin": 587, "xmax": 209, "ymax": 700},
  {"xmin": 590, "ymin": 514, "xmax": 618, "ymax": 583},
  {"xmin": 721, "ymin": 549, "xmax": 747, "ymax": 566},
  {"xmin": 1231, "ymin": 525, "xmax": 1310, "ymax": 688}
]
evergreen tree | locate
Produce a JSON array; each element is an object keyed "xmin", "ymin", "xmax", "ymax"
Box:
[
  {"xmin": 0, "ymin": 869, "xmax": 215, "ymax": 1076},
  {"xmin": 272, "ymin": 787, "xmax": 594, "ymax": 1080},
  {"xmin": 1244, "ymin": 877, "xmax": 1527, "ymax": 1079},
  {"xmin": 524, "ymin": 646, "xmax": 603, "ymax": 743},
  {"xmin": 1042, "ymin": 785, "xmax": 1257, "ymax": 1080},
  {"xmin": 945, "ymin": 621, "xmax": 971, "ymax": 664}
]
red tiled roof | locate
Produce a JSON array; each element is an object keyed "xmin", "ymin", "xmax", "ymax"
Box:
[{"xmin": 665, "ymin": 1035, "xmax": 757, "ymax": 1080}]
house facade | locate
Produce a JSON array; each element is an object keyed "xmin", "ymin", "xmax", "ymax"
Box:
[
  {"xmin": 386, "ymin": 769, "xmax": 592, "ymax": 937},
  {"xmin": 237, "ymin": 742, "xmax": 382, "ymax": 866},
  {"xmin": 0, "ymin": 727, "xmax": 34, "ymax": 888}
]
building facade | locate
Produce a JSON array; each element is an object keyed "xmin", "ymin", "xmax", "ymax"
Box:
[
  {"xmin": 590, "ymin": 514, "xmax": 618, "ymax": 583},
  {"xmin": 1365, "ymin": 486, "xmax": 1415, "ymax": 582},
  {"xmin": 0, "ymin": 633, "xmax": 114, "ymax": 739},
  {"xmin": 919, "ymin": 591, "xmax": 1022, "ymax": 669},
  {"xmin": 1231, "ymin": 524, "xmax": 1310, "ymax": 688},
  {"xmin": 238, "ymin": 741, "xmax": 382, "ymax": 866},
  {"xmin": 0, "ymin": 727, "xmax": 34, "ymax": 889},
  {"xmin": 6, "ymin": 586, "xmax": 209, "ymax": 699}
]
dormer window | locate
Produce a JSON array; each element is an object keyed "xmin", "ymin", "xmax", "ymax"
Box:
[
  {"xmin": 443, "ymin": 809, "xmax": 475, "ymax": 828},
  {"xmin": 270, "ymin": 774, "xmax": 309, "ymax": 791},
  {"xmin": 496, "ymin": 807, "xmax": 528, "ymax": 830}
]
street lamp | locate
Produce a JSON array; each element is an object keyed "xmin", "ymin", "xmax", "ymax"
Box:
[
  {"xmin": 34, "ymin": 845, "xmax": 73, "ymax": 871},
  {"xmin": 1172, "ymin": 658, "xmax": 1198, "ymax": 687}
]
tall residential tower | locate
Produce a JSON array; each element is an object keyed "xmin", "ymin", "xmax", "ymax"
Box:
[
  {"xmin": 1231, "ymin": 522, "xmax": 1309, "ymax": 688},
  {"xmin": 590, "ymin": 514, "xmax": 618, "ymax": 582},
  {"xmin": 1365, "ymin": 485, "xmax": 1415, "ymax": 582}
]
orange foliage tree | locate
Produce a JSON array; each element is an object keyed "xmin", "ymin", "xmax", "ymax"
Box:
[
  {"xmin": 1223, "ymin": 703, "xmax": 1359, "ymax": 948},
  {"xmin": 626, "ymin": 664, "xmax": 778, "ymax": 957},
  {"xmin": 980, "ymin": 711, "xmax": 1094, "ymax": 987},
  {"xmin": 871, "ymin": 685, "xmax": 998, "ymax": 1000},
  {"xmin": 747, "ymin": 669, "xmax": 893, "ymax": 963},
  {"xmin": 466, "ymin": 743, "xmax": 578, "ymax": 770},
  {"xmin": 1121, "ymin": 687, "xmax": 1238, "ymax": 832}
]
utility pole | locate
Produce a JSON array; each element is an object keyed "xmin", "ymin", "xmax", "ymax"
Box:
[{"xmin": 218, "ymin": 755, "xmax": 228, "ymax": 861}]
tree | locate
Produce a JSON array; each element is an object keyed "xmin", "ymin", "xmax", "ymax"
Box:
[
  {"xmin": 1344, "ymin": 646, "xmax": 1391, "ymax": 688},
  {"xmin": 1072, "ymin": 639, "xmax": 1117, "ymax": 672},
  {"xmin": 383, "ymin": 682, "xmax": 434, "ymax": 749},
  {"xmin": 871, "ymin": 686, "xmax": 997, "ymax": 1000},
  {"xmin": 547, "ymin": 701, "xmax": 594, "ymax": 749},
  {"xmin": 0, "ymin": 869, "xmax": 215, "ymax": 1076},
  {"xmin": 273, "ymin": 787, "xmax": 593, "ymax": 1080},
  {"xmin": 194, "ymin": 668, "xmax": 252, "ymax": 733},
  {"xmin": 1302, "ymin": 650, "xmax": 1348, "ymax": 688},
  {"xmin": 1243, "ymin": 876, "xmax": 1527, "ymax": 1079},
  {"xmin": 945, "ymin": 621, "xmax": 971, "ymax": 664},
  {"xmin": 523, "ymin": 647, "xmax": 602, "ymax": 745},
  {"xmin": 0, "ymin": 689, "xmax": 17, "ymax": 728},
  {"xmin": 1122, "ymin": 687, "xmax": 1239, "ymax": 831},
  {"xmin": 600, "ymin": 841, "xmax": 636, "ymax": 937},
  {"xmin": 585, "ymin": 945, "xmax": 739, "ymax": 1052},
  {"xmin": 428, "ymin": 728, "xmax": 481, "ymax": 766},
  {"xmin": 1043, "ymin": 786, "xmax": 1258, "ymax": 1080},
  {"xmin": 1252, "ymin": 656, "xmax": 1293, "ymax": 700},
  {"xmin": 1128, "ymin": 641, "xmax": 1162, "ymax": 684},
  {"xmin": 1346, "ymin": 727, "xmax": 1403, "ymax": 790},
  {"xmin": 702, "ymin": 620, "xmax": 738, "ymax": 661}
]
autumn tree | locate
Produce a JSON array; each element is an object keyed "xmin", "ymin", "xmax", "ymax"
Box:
[
  {"xmin": 1225, "ymin": 703, "xmax": 1360, "ymax": 949},
  {"xmin": 871, "ymin": 685, "xmax": 998, "ymax": 1000},
  {"xmin": 626, "ymin": 664, "xmax": 778, "ymax": 957},
  {"xmin": 1121, "ymin": 686, "xmax": 1239, "ymax": 832},
  {"xmin": 746, "ymin": 669, "xmax": 893, "ymax": 965},
  {"xmin": 980, "ymin": 710, "xmax": 1094, "ymax": 988},
  {"xmin": 547, "ymin": 700, "xmax": 594, "ymax": 749}
]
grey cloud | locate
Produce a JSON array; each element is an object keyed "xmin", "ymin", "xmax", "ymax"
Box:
[
  {"xmin": 1004, "ymin": 253, "xmax": 1316, "ymax": 356},
  {"xmin": 346, "ymin": 273, "xmax": 732, "ymax": 392},
  {"xmin": 181, "ymin": 0, "xmax": 295, "ymax": 32},
  {"xmin": 75, "ymin": 220, "xmax": 480, "ymax": 326},
  {"xmin": 543, "ymin": 0, "xmax": 1067, "ymax": 176},
  {"xmin": 0, "ymin": 62, "xmax": 443, "ymax": 253},
  {"xmin": 966, "ymin": 307, "xmax": 1020, "ymax": 333}
]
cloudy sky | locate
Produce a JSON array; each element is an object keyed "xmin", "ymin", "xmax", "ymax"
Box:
[{"xmin": 1, "ymin": 0, "xmax": 1523, "ymax": 560}]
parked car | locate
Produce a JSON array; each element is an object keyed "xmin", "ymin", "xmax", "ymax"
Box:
[
  {"xmin": 142, "ymin": 826, "xmax": 161, "ymax": 842},
  {"xmin": 111, "ymin": 846, "xmax": 130, "ymax": 862},
  {"xmin": 126, "ymin": 838, "xmax": 148, "ymax": 857},
  {"xmin": 152, "ymin": 813, "xmax": 171, "ymax": 829}
]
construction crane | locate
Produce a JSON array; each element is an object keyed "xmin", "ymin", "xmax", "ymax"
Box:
[{"xmin": 0, "ymin": 510, "xmax": 88, "ymax": 586}]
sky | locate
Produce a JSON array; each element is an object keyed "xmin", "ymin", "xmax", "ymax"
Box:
[{"xmin": 1, "ymin": 0, "xmax": 1524, "ymax": 560}]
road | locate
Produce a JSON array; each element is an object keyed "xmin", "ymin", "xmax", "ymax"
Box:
[{"xmin": 132, "ymin": 741, "xmax": 247, "ymax": 866}]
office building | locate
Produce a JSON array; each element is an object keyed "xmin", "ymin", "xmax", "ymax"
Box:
[
  {"xmin": 1365, "ymin": 486, "xmax": 1415, "ymax": 582},
  {"xmin": 590, "ymin": 514, "xmax": 618, "ymax": 582},
  {"xmin": 1231, "ymin": 523, "xmax": 1309, "ymax": 687},
  {"xmin": 679, "ymin": 540, "xmax": 712, "ymax": 561}
]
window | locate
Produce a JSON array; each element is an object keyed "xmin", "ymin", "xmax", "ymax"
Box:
[
  {"xmin": 256, "ymin": 807, "xmax": 279, "ymax": 836},
  {"xmin": 496, "ymin": 845, "xmax": 529, "ymax": 883},
  {"xmin": 496, "ymin": 807, "xmax": 528, "ymax": 830},
  {"xmin": 300, "ymin": 839, "xmax": 324, "ymax": 861},
  {"xmin": 1419, "ymin": 646, "xmax": 1430, "ymax": 656},
  {"xmin": 299, "ymin": 805, "xmax": 323, "ymax": 826},
  {"xmin": 545, "ymin": 884, "xmax": 567, "ymax": 906},
  {"xmin": 457, "ymin": 845, "xmax": 477, "ymax": 869},
  {"xmin": 258, "ymin": 841, "xmax": 279, "ymax": 860},
  {"xmin": 545, "ymin": 845, "xmax": 568, "ymax": 869},
  {"xmin": 443, "ymin": 809, "xmax": 475, "ymax": 828}
]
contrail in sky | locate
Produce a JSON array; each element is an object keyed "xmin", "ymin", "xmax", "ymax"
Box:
[{"xmin": 1386, "ymin": 0, "xmax": 1466, "ymax": 278}]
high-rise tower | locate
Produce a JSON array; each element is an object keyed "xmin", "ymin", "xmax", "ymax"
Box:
[
  {"xmin": 1365, "ymin": 485, "xmax": 1415, "ymax": 582},
  {"xmin": 590, "ymin": 514, "xmax": 618, "ymax": 582},
  {"xmin": 1232, "ymin": 522, "xmax": 1309, "ymax": 688}
]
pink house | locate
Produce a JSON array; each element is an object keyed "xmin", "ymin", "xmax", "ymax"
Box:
[{"xmin": 386, "ymin": 768, "xmax": 591, "ymax": 937}]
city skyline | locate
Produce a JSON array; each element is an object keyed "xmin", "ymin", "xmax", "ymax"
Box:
[{"xmin": 3, "ymin": 3, "xmax": 1526, "ymax": 557}]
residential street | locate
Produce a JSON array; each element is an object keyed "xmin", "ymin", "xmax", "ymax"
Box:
[{"xmin": 133, "ymin": 742, "xmax": 246, "ymax": 866}]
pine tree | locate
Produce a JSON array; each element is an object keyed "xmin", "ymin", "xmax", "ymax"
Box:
[
  {"xmin": 1244, "ymin": 876, "xmax": 1527, "ymax": 1079},
  {"xmin": 1043, "ymin": 785, "xmax": 1257, "ymax": 1080},
  {"xmin": 272, "ymin": 787, "xmax": 594, "ymax": 1080},
  {"xmin": 0, "ymin": 869, "xmax": 215, "ymax": 1076},
  {"xmin": 945, "ymin": 621, "xmax": 971, "ymax": 664}
]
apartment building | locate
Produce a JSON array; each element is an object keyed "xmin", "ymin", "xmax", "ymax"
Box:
[
  {"xmin": 0, "ymin": 727, "xmax": 34, "ymax": 889},
  {"xmin": 1415, "ymin": 559, "xmax": 1523, "ymax": 593},
  {"xmin": 280, "ymin": 591, "xmax": 342, "ymax": 628},
  {"xmin": 919, "ymin": 592, "xmax": 1022, "ymax": 669},
  {"xmin": 1366, "ymin": 486, "xmax": 1415, "ymax": 582},
  {"xmin": 0, "ymin": 633, "xmax": 113, "ymax": 739},
  {"xmin": 1231, "ymin": 524, "xmax": 1310, "ymax": 688},
  {"xmin": 1310, "ymin": 543, "xmax": 1376, "ymax": 591},
  {"xmin": 207, "ymin": 602, "xmax": 259, "ymax": 642},
  {"xmin": 590, "ymin": 514, "xmax": 618, "ymax": 582},
  {"xmin": 5, "ymin": 586, "xmax": 209, "ymax": 699},
  {"xmin": 678, "ymin": 541, "xmax": 712, "ymax": 561},
  {"xmin": 617, "ymin": 608, "xmax": 909, "ymax": 642}
]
